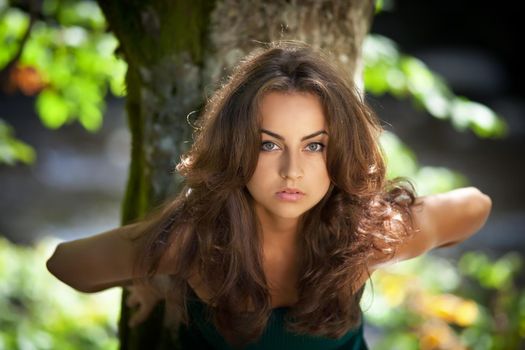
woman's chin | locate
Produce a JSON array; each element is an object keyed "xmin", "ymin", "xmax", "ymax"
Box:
[{"xmin": 266, "ymin": 209, "xmax": 307, "ymax": 221}]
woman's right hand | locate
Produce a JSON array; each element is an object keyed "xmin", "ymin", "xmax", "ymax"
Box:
[{"xmin": 126, "ymin": 281, "xmax": 164, "ymax": 328}]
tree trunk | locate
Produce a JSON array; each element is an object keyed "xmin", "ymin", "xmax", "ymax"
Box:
[{"xmin": 96, "ymin": 0, "xmax": 374, "ymax": 349}]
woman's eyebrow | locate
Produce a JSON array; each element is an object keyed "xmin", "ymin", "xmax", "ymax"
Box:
[{"xmin": 260, "ymin": 129, "xmax": 328, "ymax": 141}]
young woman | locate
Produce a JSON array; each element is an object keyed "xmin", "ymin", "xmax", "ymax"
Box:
[{"xmin": 46, "ymin": 41, "xmax": 492, "ymax": 349}]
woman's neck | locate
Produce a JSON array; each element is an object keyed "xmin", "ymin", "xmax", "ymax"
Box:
[{"xmin": 254, "ymin": 204, "xmax": 301, "ymax": 249}]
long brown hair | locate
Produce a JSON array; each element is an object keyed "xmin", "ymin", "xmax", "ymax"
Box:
[{"xmin": 131, "ymin": 40, "xmax": 419, "ymax": 348}]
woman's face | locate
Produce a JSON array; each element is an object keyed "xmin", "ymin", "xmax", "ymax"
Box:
[{"xmin": 246, "ymin": 91, "xmax": 331, "ymax": 223}]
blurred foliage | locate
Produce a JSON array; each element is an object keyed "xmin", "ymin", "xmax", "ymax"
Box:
[
  {"xmin": 362, "ymin": 252, "xmax": 525, "ymax": 350},
  {"xmin": 0, "ymin": 118, "xmax": 35, "ymax": 165},
  {"xmin": 380, "ymin": 130, "xmax": 469, "ymax": 196},
  {"xmin": 0, "ymin": 0, "xmax": 126, "ymax": 165},
  {"xmin": 363, "ymin": 34, "xmax": 508, "ymax": 139},
  {"xmin": 0, "ymin": 235, "xmax": 120, "ymax": 350}
]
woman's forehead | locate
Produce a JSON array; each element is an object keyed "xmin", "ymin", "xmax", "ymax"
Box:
[{"xmin": 257, "ymin": 91, "xmax": 327, "ymax": 131}]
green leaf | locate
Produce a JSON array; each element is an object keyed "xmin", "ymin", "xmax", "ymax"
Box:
[
  {"xmin": 36, "ymin": 90, "xmax": 70, "ymax": 129},
  {"xmin": 450, "ymin": 98, "xmax": 508, "ymax": 138},
  {"xmin": 0, "ymin": 8, "xmax": 30, "ymax": 67},
  {"xmin": 56, "ymin": 1, "xmax": 106, "ymax": 30},
  {"xmin": 108, "ymin": 59, "xmax": 127, "ymax": 97},
  {"xmin": 413, "ymin": 166, "xmax": 468, "ymax": 196},
  {"xmin": 79, "ymin": 102, "xmax": 103, "ymax": 131},
  {"xmin": 402, "ymin": 56, "xmax": 437, "ymax": 93},
  {"xmin": 380, "ymin": 130, "xmax": 418, "ymax": 179},
  {"xmin": 0, "ymin": 118, "xmax": 36, "ymax": 165}
]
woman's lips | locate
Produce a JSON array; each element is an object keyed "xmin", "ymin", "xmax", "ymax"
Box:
[{"xmin": 276, "ymin": 192, "xmax": 305, "ymax": 201}]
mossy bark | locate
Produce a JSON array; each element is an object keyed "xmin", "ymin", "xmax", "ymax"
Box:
[
  {"xmin": 96, "ymin": 1, "xmax": 215, "ymax": 349},
  {"xmin": 96, "ymin": 1, "xmax": 374, "ymax": 349}
]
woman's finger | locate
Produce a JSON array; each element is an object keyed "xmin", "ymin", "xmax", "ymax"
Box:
[
  {"xmin": 129, "ymin": 305, "xmax": 151, "ymax": 327},
  {"xmin": 129, "ymin": 308, "xmax": 141, "ymax": 327},
  {"xmin": 126, "ymin": 294, "xmax": 137, "ymax": 307}
]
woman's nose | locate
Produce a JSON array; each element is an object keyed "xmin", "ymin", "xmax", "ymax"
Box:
[{"xmin": 279, "ymin": 151, "xmax": 304, "ymax": 180}]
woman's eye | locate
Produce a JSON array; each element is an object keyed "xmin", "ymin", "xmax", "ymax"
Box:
[
  {"xmin": 261, "ymin": 141, "xmax": 278, "ymax": 152},
  {"xmin": 306, "ymin": 142, "xmax": 325, "ymax": 152}
]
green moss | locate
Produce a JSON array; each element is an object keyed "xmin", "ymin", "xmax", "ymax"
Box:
[
  {"xmin": 98, "ymin": 0, "xmax": 215, "ymax": 66},
  {"xmin": 120, "ymin": 66, "xmax": 150, "ymax": 223}
]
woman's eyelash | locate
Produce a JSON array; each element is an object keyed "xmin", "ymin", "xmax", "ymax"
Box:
[
  {"xmin": 306, "ymin": 142, "xmax": 325, "ymax": 152},
  {"xmin": 261, "ymin": 141, "xmax": 279, "ymax": 152},
  {"xmin": 260, "ymin": 141, "xmax": 325, "ymax": 152}
]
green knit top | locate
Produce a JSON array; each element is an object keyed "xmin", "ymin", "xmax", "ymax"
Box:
[{"xmin": 178, "ymin": 287, "xmax": 369, "ymax": 350}]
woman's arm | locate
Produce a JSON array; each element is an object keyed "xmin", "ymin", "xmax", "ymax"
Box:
[
  {"xmin": 370, "ymin": 186, "xmax": 492, "ymax": 270},
  {"xmin": 46, "ymin": 221, "xmax": 175, "ymax": 293}
]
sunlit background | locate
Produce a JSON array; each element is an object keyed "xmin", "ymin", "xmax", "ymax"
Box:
[{"xmin": 1, "ymin": 0, "xmax": 523, "ymax": 349}]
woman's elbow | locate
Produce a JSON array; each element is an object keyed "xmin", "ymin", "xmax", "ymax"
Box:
[
  {"xmin": 46, "ymin": 244, "xmax": 95, "ymax": 293},
  {"xmin": 471, "ymin": 187, "xmax": 492, "ymax": 218},
  {"xmin": 431, "ymin": 188, "xmax": 491, "ymax": 250},
  {"xmin": 466, "ymin": 187, "xmax": 492, "ymax": 234}
]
